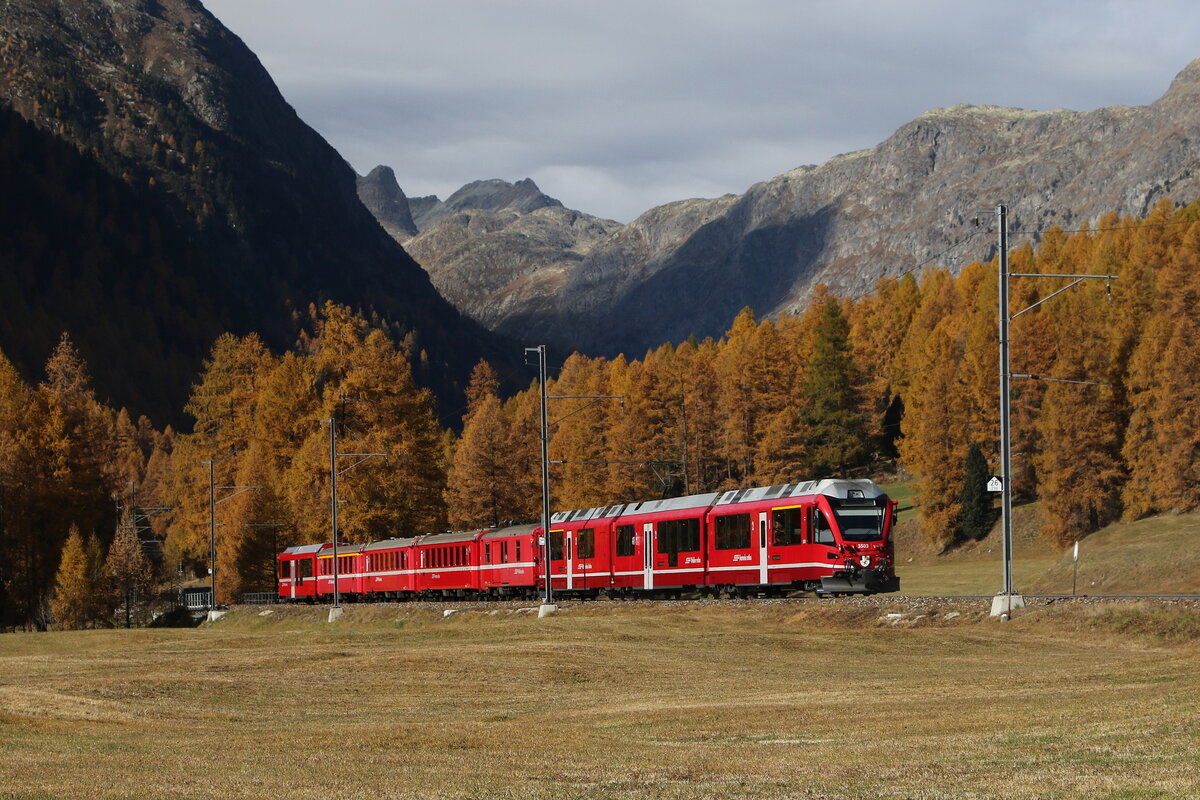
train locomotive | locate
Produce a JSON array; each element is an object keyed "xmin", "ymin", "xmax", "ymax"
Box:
[{"xmin": 276, "ymin": 478, "xmax": 900, "ymax": 602}]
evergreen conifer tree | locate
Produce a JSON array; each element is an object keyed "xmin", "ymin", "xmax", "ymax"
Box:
[{"xmin": 956, "ymin": 444, "xmax": 993, "ymax": 542}]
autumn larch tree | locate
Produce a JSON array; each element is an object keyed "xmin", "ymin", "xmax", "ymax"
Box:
[
  {"xmin": 106, "ymin": 509, "xmax": 153, "ymax": 627},
  {"xmin": 445, "ymin": 360, "xmax": 516, "ymax": 528},
  {"xmin": 50, "ymin": 524, "xmax": 90, "ymax": 630}
]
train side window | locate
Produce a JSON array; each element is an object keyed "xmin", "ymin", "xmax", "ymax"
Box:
[
  {"xmin": 577, "ymin": 528, "xmax": 595, "ymax": 559},
  {"xmin": 549, "ymin": 531, "xmax": 564, "ymax": 561},
  {"xmin": 715, "ymin": 513, "xmax": 751, "ymax": 550},
  {"xmin": 813, "ymin": 509, "xmax": 835, "ymax": 545},
  {"xmin": 515, "ymin": 541, "xmax": 521, "ymax": 561},
  {"xmin": 300, "ymin": 559, "xmax": 312, "ymax": 580},
  {"xmin": 484, "ymin": 543, "xmax": 491, "ymax": 564},
  {"xmin": 771, "ymin": 508, "xmax": 803, "ymax": 546},
  {"xmin": 616, "ymin": 525, "xmax": 636, "ymax": 557}
]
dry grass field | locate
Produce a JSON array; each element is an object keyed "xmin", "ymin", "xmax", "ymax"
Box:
[{"xmin": 2, "ymin": 599, "xmax": 1198, "ymax": 800}]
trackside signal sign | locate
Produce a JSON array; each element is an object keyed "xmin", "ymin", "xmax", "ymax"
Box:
[{"xmin": 986, "ymin": 476, "xmax": 1003, "ymax": 493}]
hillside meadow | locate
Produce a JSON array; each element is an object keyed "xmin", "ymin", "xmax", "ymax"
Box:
[{"xmin": 1, "ymin": 599, "xmax": 1198, "ymax": 800}]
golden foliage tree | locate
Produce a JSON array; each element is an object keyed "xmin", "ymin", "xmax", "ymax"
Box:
[
  {"xmin": 106, "ymin": 510, "xmax": 153, "ymax": 628},
  {"xmin": 50, "ymin": 524, "xmax": 90, "ymax": 630},
  {"xmin": 445, "ymin": 361, "xmax": 517, "ymax": 528}
]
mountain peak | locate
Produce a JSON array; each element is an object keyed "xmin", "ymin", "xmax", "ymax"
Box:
[
  {"xmin": 357, "ymin": 165, "xmax": 418, "ymax": 237},
  {"xmin": 1157, "ymin": 57, "xmax": 1200, "ymax": 107}
]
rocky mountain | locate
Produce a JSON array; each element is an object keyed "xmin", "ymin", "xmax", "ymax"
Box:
[
  {"xmin": 356, "ymin": 165, "xmax": 419, "ymax": 238},
  {"xmin": 367, "ymin": 59, "xmax": 1200, "ymax": 359},
  {"xmin": 0, "ymin": 0, "xmax": 512, "ymax": 424}
]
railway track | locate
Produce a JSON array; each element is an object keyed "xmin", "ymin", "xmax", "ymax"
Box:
[{"xmin": 245, "ymin": 593, "xmax": 1200, "ymax": 611}]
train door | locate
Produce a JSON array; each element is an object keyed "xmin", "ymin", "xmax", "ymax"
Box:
[
  {"xmin": 572, "ymin": 527, "xmax": 595, "ymax": 589},
  {"xmin": 770, "ymin": 505, "xmax": 805, "ymax": 584},
  {"xmin": 642, "ymin": 522, "xmax": 654, "ymax": 590},
  {"xmin": 811, "ymin": 505, "xmax": 839, "ymax": 569},
  {"xmin": 757, "ymin": 511, "xmax": 769, "ymax": 584},
  {"xmin": 549, "ymin": 529, "xmax": 566, "ymax": 591},
  {"xmin": 565, "ymin": 530, "xmax": 574, "ymax": 591}
]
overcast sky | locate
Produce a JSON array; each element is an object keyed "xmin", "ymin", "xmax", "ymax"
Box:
[{"xmin": 202, "ymin": 0, "xmax": 1200, "ymax": 223}]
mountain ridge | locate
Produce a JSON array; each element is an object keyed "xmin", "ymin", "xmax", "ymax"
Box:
[
  {"xmin": 365, "ymin": 58, "xmax": 1200, "ymax": 358},
  {"xmin": 0, "ymin": 0, "xmax": 514, "ymax": 423}
]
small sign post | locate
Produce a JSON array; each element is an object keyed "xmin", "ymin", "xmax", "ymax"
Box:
[
  {"xmin": 986, "ymin": 476, "xmax": 1003, "ymax": 493},
  {"xmin": 1072, "ymin": 540, "xmax": 1080, "ymax": 596}
]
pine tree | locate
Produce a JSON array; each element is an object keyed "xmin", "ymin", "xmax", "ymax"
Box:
[
  {"xmin": 956, "ymin": 444, "xmax": 994, "ymax": 542},
  {"xmin": 799, "ymin": 297, "xmax": 866, "ymax": 475}
]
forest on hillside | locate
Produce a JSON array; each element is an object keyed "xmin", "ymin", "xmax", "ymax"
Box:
[{"xmin": 3, "ymin": 198, "xmax": 1198, "ymax": 630}]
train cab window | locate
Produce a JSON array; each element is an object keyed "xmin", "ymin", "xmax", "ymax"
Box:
[
  {"xmin": 771, "ymin": 508, "xmax": 803, "ymax": 546},
  {"xmin": 577, "ymin": 528, "xmax": 595, "ymax": 559},
  {"xmin": 813, "ymin": 509, "xmax": 835, "ymax": 545},
  {"xmin": 715, "ymin": 513, "xmax": 751, "ymax": 550},
  {"xmin": 616, "ymin": 525, "xmax": 636, "ymax": 557},
  {"xmin": 549, "ymin": 531, "xmax": 565, "ymax": 561}
]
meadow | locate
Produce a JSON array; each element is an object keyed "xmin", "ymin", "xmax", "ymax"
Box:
[{"xmin": 1, "ymin": 598, "xmax": 1198, "ymax": 800}]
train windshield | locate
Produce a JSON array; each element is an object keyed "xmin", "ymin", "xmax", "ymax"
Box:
[{"xmin": 829, "ymin": 497, "xmax": 887, "ymax": 542}]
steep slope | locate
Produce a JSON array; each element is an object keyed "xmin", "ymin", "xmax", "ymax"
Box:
[
  {"xmin": 371, "ymin": 59, "xmax": 1200, "ymax": 358},
  {"xmin": 0, "ymin": 0, "xmax": 511, "ymax": 422},
  {"xmin": 0, "ymin": 103, "xmax": 231, "ymax": 420}
]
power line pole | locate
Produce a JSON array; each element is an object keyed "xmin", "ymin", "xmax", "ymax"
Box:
[
  {"xmin": 200, "ymin": 460, "xmax": 259, "ymax": 620},
  {"xmin": 526, "ymin": 346, "xmax": 554, "ymax": 610},
  {"xmin": 996, "ymin": 203, "xmax": 1016, "ymax": 611},
  {"xmin": 982, "ymin": 202, "xmax": 1118, "ymax": 618},
  {"xmin": 524, "ymin": 345, "xmax": 622, "ymax": 613},
  {"xmin": 318, "ymin": 417, "xmax": 385, "ymax": 622}
]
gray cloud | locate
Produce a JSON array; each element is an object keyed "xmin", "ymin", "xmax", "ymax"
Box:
[{"xmin": 204, "ymin": 0, "xmax": 1200, "ymax": 221}]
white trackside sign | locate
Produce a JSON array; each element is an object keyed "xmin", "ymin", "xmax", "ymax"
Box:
[{"xmin": 987, "ymin": 476, "xmax": 1003, "ymax": 493}]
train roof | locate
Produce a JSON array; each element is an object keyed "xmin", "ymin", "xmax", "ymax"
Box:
[
  {"xmin": 713, "ymin": 478, "xmax": 884, "ymax": 507},
  {"xmin": 619, "ymin": 492, "xmax": 722, "ymax": 517},
  {"xmin": 280, "ymin": 543, "xmax": 326, "ymax": 556},
  {"xmin": 417, "ymin": 529, "xmax": 485, "ymax": 546},
  {"xmin": 551, "ymin": 503, "xmax": 630, "ymax": 524},
  {"xmin": 361, "ymin": 537, "xmax": 420, "ymax": 552},
  {"xmin": 481, "ymin": 523, "xmax": 538, "ymax": 539},
  {"xmin": 316, "ymin": 543, "xmax": 366, "ymax": 556}
]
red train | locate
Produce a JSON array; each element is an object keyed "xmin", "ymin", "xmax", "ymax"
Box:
[{"xmin": 276, "ymin": 478, "xmax": 900, "ymax": 602}]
